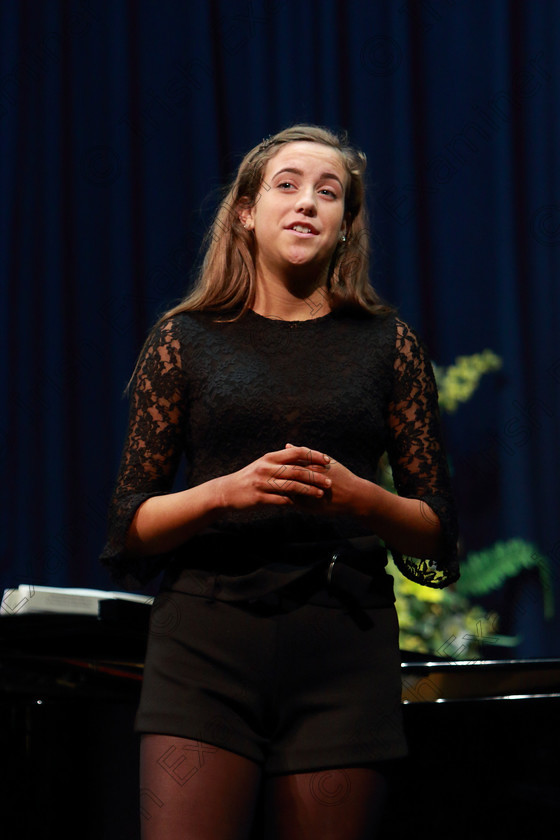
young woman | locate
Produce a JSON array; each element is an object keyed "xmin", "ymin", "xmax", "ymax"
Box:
[{"xmin": 101, "ymin": 124, "xmax": 459, "ymax": 839}]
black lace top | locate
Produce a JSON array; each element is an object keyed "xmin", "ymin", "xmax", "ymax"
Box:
[{"xmin": 100, "ymin": 307, "xmax": 459, "ymax": 593}]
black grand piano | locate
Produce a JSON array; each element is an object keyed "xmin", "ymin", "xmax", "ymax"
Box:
[{"xmin": 1, "ymin": 606, "xmax": 559, "ymax": 839}]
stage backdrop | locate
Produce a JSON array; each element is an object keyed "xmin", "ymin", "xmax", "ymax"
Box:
[{"xmin": 1, "ymin": 0, "xmax": 559, "ymax": 657}]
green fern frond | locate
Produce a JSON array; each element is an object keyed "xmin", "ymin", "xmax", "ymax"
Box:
[{"xmin": 456, "ymin": 539, "xmax": 554, "ymax": 618}]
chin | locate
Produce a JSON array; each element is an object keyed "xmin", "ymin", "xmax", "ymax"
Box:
[{"xmin": 284, "ymin": 248, "xmax": 324, "ymax": 266}]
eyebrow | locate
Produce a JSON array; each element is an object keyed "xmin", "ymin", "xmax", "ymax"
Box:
[{"xmin": 271, "ymin": 167, "xmax": 345, "ymax": 190}]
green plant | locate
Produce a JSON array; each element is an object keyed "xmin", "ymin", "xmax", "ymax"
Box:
[
  {"xmin": 433, "ymin": 350, "xmax": 502, "ymax": 413},
  {"xmin": 387, "ymin": 553, "xmax": 519, "ymax": 659},
  {"xmin": 457, "ymin": 538, "xmax": 554, "ymax": 619}
]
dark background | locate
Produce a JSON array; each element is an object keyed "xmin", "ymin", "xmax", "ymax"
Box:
[{"xmin": 1, "ymin": 0, "xmax": 559, "ymax": 657}]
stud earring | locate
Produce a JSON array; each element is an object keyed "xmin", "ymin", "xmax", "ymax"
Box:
[{"xmin": 340, "ymin": 233, "xmax": 347, "ymax": 243}]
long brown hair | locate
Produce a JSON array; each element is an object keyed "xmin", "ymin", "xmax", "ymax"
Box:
[{"xmin": 157, "ymin": 124, "xmax": 392, "ymax": 325}]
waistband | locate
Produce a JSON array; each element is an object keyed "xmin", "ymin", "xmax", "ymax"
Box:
[{"xmin": 162, "ymin": 533, "xmax": 395, "ymax": 609}]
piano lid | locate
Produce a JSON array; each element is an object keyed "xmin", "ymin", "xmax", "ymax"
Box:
[{"xmin": 401, "ymin": 657, "xmax": 560, "ymax": 703}]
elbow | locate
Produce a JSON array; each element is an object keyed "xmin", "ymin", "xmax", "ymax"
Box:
[
  {"xmin": 124, "ymin": 516, "xmax": 152, "ymax": 558},
  {"xmin": 429, "ymin": 526, "xmax": 446, "ymax": 563},
  {"xmin": 418, "ymin": 500, "xmax": 444, "ymax": 560}
]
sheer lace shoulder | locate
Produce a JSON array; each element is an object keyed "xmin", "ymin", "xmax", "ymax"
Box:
[
  {"xmin": 386, "ymin": 319, "xmax": 459, "ymax": 588},
  {"xmin": 100, "ymin": 318, "xmax": 189, "ymax": 588}
]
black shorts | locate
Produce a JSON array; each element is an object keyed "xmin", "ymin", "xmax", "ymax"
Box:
[{"xmin": 134, "ymin": 589, "xmax": 408, "ymax": 776}]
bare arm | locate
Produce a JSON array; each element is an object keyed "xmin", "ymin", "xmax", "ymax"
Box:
[
  {"xmin": 339, "ymin": 472, "xmax": 443, "ymax": 559},
  {"xmin": 127, "ymin": 446, "xmax": 333, "ymax": 557},
  {"xmin": 285, "ymin": 444, "xmax": 443, "ymax": 559}
]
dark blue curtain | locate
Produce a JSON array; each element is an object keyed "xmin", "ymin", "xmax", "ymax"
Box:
[{"xmin": 1, "ymin": 0, "xmax": 559, "ymax": 656}]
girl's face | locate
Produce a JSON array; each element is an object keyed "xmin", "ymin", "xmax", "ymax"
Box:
[{"xmin": 241, "ymin": 141, "xmax": 349, "ymax": 281}]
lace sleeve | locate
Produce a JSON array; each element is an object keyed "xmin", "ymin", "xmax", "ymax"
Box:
[
  {"xmin": 99, "ymin": 318, "xmax": 188, "ymax": 589},
  {"xmin": 385, "ymin": 319, "xmax": 459, "ymax": 588}
]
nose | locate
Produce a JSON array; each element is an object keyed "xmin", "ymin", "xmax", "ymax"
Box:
[{"xmin": 296, "ymin": 187, "xmax": 317, "ymax": 215}]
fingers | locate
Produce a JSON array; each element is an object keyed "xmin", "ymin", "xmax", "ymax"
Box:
[
  {"xmin": 231, "ymin": 446, "xmax": 334, "ymax": 511},
  {"xmin": 278, "ymin": 444, "xmax": 331, "ymax": 466},
  {"xmin": 267, "ymin": 463, "xmax": 331, "ymax": 497},
  {"xmin": 285, "ymin": 443, "xmax": 337, "ymax": 467}
]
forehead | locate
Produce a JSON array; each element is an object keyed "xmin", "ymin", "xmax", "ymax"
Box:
[{"xmin": 265, "ymin": 141, "xmax": 347, "ymax": 182}]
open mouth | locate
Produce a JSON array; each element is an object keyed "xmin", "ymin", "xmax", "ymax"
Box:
[{"xmin": 286, "ymin": 223, "xmax": 319, "ymax": 236}]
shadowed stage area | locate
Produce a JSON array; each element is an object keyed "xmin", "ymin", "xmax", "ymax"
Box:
[{"xmin": 1, "ymin": 612, "xmax": 559, "ymax": 839}]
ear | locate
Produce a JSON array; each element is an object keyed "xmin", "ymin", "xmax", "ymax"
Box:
[
  {"xmin": 341, "ymin": 211, "xmax": 351, "ymax": 237},
  {"xmin": 237, "ymin": 198, "xmax": 255, "ymax": 231}
]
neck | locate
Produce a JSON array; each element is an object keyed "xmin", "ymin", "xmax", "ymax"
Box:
[{"xmin": 252, "ymin": 265, "xmax": 332, "ymax": 321}]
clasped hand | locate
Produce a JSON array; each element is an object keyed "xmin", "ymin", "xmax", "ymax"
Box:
[{"xmin": 217, "ymin": 443, "xmax": 365, "ymax": 517}]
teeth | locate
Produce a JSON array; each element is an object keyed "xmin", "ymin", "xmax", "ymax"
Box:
[{"xmin": 291, "ymin": 225, "xmax": 313, "ymax": 233}]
